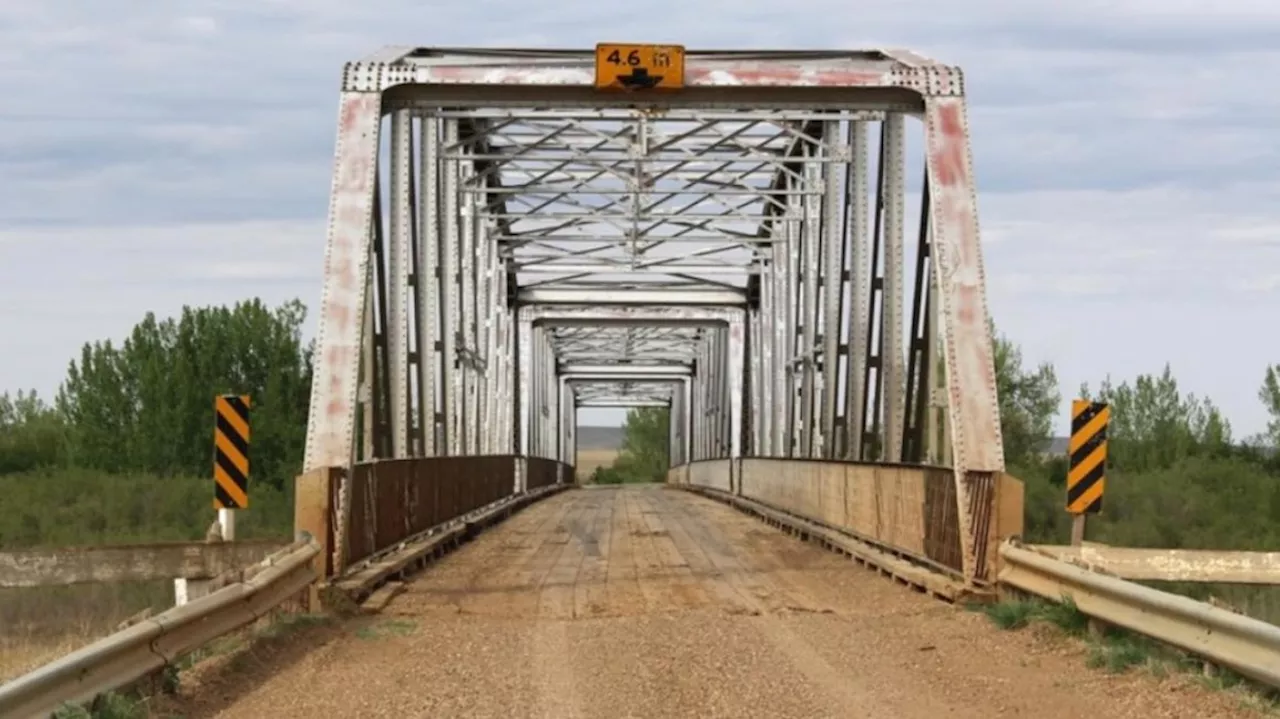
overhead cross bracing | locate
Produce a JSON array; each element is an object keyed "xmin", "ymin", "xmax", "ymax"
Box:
[{"xmin": 305, "ymin": 46, "xmax": 1006, "ymax": 585}]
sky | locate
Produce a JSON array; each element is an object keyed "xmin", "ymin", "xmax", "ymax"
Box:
[{"xmin": 0, "ymin": 2, "xmax": 1277, "ymax": 440}]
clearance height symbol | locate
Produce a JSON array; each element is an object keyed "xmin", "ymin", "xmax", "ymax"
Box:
[
  {"xmin": 594, "ymin": 43, "xmax": 686, "ymax": 91},
  {"xmin": 1067, "ymin": 399, "xmax": 1109, "ymax": 514},
  {"xmin": 213, "ymin": 394, "xmax": 251, "ymax": 510}
]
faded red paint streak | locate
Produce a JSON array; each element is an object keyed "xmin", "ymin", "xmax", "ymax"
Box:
[
  {"xmin": 687, "ymin": 67, "xmax": 885, "ymax": 87},
  {"xmin": 325, "ymin": 397, "xmax": 345, "ymax": 420},
  {"xmin": 954, "ymin": 284, "xmax": 978, "ymax": 326},
  {"xmin": 339, "ymin": 95, "xmax": 364, "ymax": 134},
  {"xmin": 328, "ymin": 251, "xmax": 357, "ymax": 293},
  {"xmin": 426, "ymin": 64, "xmax": 887, "ymax": 87},
  {"xmin": 334, "ymin": 96, "xmax": 377, "ymax": 193},
  {"xmin": 938, "ymin": 195, "xmax": 978, "ymax": 275},
  {"xmin": 428, "ymin": 66, "xmax": 581, "ymax": 84},
  {"xmin": 324, "ymin": 346, "xmax": 349, "ymax": 381},
  {"xmin": 928, "ymin": 102, "xmax": 968, "ymax": 188},
  {"xmin": 328, "ymin": 301, "xmax": 351, "ymax": 328},
  {"xmin": 323, "ymin": 345, "xmax": 350, "ymax": 420}
]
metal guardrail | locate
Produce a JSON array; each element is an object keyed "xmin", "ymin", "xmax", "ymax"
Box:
[
  {"xmin": 999, "ymin": 542, "xmax": 1280, "ymax": 689},
  {"xmin": 0, "ymin": 534, "xmax": 320, "ymax": 719}
]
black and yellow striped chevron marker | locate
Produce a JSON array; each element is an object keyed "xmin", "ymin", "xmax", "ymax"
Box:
[
  {"xmin": 213, "ymin": 394, "xmax": 251, "ymax": 510},
  {"xmin": 1067, "ymin": 399, "xmax": 1109, "ymax": 514}
]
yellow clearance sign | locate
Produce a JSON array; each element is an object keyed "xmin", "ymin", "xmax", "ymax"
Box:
[{"xmin": 595, "ymin": 43, "xmax": 686, "ymax": 91}]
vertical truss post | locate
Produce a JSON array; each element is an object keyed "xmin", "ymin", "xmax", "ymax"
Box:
[
  {"xmin": 439, "ymin": 119, "xmax": 461, "ymax": 455},
  {"xmin": 785, "ymin": 157, "xmax": 803, "ymax": 457},
  {"xmin": 370, "ymin": 181, "xmax": 392, "ymax": 460},
  {"xmin": 685, "ymin": 361, "xmax": 695, "ymax": 462},
  {"xmin": 745, "ymin": 300, "xmax": 760, "ymax": 456},
  {"xmin": 880, "ymin": 113, "xmax": 907, "ymax": 463},
  {"xmin": 358, "ymin": 251, "xmax": 375, "ymax": 462},
  {"xmin": 771, "ymin": 228, "xmax": 790, "ymax": 456},
  {"xmin": 799, "ymin": 135, "xmax": 820, "ymax": 459},
  {"xmin": 531, "ymin": 324, "xmax": 542, "ymax": 458},
  {"xmin": 416, "ymin": 114, "xmax": 440, "ymax": 457},
  {"xmin": 458, "ymin": 148, "xmax": 476, "ymax": 456},
  {"xmin": 859, "ymin": 121, "xmax": 888, "ymax": 461},
  {"xmin": 727, "ymin": 316, "xmax": 745, "ymax": 460},
  {"xmin": 842, "ymin": 120, "xmax": 871, "ymax": 460},
  {"xmin": 819, "ymin": 120, "xmax": 842, "ymax": 459},
  {"xmin": 387, "ymin": 109, "xmax": 414, "ymax": 458},
  {"xmin": 756, "ymin": 274, "xmax": 773, "ymax": 456},
  {"xmin": 902, "ymin": 169, "xmax": 934, "ymax": 463},
  {"xmin": 516, "ymin": 315, "xmax": 531, "ymax": 457}
]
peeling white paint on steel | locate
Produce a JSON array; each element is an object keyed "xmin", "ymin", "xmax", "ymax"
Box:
[
  {"xmin": 922, "ymin": 95, "xmax": 1005, "ymax": 582},
  {"xmin": 923, "ymin": 95, "xmax": 1004, "ymax": 474},
  {"xmin": 304, "ymin": 92, "xmax": 383, "ymax": 472},
  {"xmin": 417, "ymin": 63, "xmax": 898, "ymax": 88},
  {"xmin": 1035, "ymin": 545, "xmax": 1280, "ymax": 584}
]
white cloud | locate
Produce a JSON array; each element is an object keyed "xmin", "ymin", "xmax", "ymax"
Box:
[{"xmin": 1, "ymin": 1, "xmax": 1278, "ymax": 437}]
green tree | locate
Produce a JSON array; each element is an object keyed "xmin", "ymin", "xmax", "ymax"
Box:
[
  {"xmin": 1079, "ymin": 364, "xmax": 1231, "ymax": 473},
  {"xmin": 610, "ymin": 407, "xmax": 670, "ymax": 482},
  {"xmin": 0, "ymin": 390, "xmax": 68, "ymax": 474},
  {"xmin": 991, "ymin": 331, "xmax": 1061, "ymax": 468},
  {"xmin": 55, "ymin": 299, "xmax": 314, "ymax": 490},
  {"xmin": 1260, "ymin": 365, "xmax": 1280, "ymax": 448}
]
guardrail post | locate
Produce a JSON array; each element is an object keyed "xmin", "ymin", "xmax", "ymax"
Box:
[
  {"xmin": 173, "ymin": 576, "xmax": 211, "ymax": 607},
  {"xmin": 294, "ymin": 466, "xmax": 339, "ymax": 611}
]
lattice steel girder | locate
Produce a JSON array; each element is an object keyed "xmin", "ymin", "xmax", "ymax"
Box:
[
  {"xmin": 519, "ymin": 288, "xmax": 747, "ymax": 305},
  {"xmin": 305, "ymin": 45, "xmax": 1004, "ymax": 585},
  {"xmin": 563, "ymin": 364, "xmax": 690, "ymax": 376},
  {"xmin": 578, "ymin": 400, "xmax": 669, "ymax": 408}
]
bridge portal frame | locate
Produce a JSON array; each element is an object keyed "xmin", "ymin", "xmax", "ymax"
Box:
[{"xmin": 303, "ymin": 46, "xmax": 1005, "ymax": 584}]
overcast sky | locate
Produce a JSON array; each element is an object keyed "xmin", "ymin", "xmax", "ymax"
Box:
[{"xmin": 1, "ymin": 2, "xmax": 1277, "ymax": 439}]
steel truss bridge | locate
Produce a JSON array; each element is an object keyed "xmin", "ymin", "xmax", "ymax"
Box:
[{"xmin": 305, "ymin": 45, "xmax": 1004, "ymax": 586}]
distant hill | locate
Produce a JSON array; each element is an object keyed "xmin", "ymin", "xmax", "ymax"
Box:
[{"xmin": 577, "ymin": 425, "xmax": 625, "ymax": 451}]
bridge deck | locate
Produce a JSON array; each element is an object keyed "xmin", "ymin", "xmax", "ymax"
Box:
[{"xmin": 166, "ymin": 486, "xmax": 1251, "ymax": 718}]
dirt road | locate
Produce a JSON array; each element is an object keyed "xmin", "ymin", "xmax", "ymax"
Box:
[{"xmin": 164, "ymin": 485, "xmax": 1261, "ymax": 718}]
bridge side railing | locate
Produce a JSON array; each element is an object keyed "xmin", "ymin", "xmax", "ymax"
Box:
[
  {"xmin": 296, "ymin": 454, "xmax": 575, "ymax": 582},
  {"xmin": 667, "ymin": 457, "xmax": 1024, "ymax": 584}
]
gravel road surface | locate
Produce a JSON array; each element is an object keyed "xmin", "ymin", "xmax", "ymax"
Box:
[{"xmin": 161, "ymin": 485, "xmax": 1264, "ymax": 718}]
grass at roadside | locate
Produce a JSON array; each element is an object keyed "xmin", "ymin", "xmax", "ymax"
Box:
[
  {"xmin": 0, "ymin": 581, "xmax": 177, "ymax": 683},
  {"xmin": 974, "ymin": 596, "xmax": 1279, "ymax": 713}
]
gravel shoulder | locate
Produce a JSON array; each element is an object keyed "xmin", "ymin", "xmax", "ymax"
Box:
[{"xmin": 159, "ymin": 485, "xmax": 1266, "ymax": 719}]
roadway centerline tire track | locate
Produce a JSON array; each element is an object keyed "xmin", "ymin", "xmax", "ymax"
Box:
[
  {"xmin": 529, "ymin": 490, "xmax": 595, "ymax": 718},
  {"xmin": 660, "ymin": 488, "xmax": 885, "ymax": 716}
]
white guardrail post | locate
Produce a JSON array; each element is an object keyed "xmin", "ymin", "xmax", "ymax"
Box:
[
  {"xmin": 0, "ymin": 534, "xmax": 320, "ymax": 719},
  {"xmin": 998, "ymin": 542, "xmax": 1280, "ymax": 689}
]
